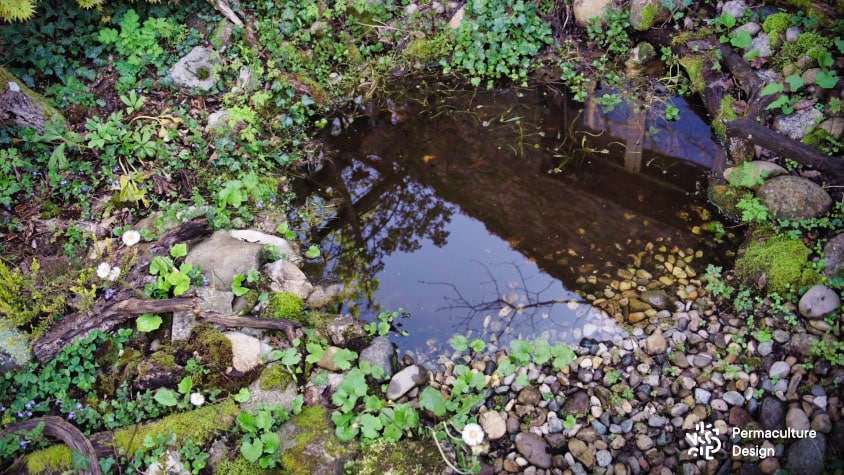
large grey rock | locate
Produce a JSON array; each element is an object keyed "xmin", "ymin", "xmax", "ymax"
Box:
[
  {"xmin": 799, "ymin": 285, "xmax": 840, "ymax": 319},
  {"xmin": 224, "ymin": 331, "xmax": 262, "ymax": 372},
  {"xmin": 757, "ymin": 176, "xmax": 832, "ymax": 221},
  {"xmin": 386, "ymin": 365, "xmax": 428, "ymax": 400},
  {"xmin": 173, "ymin": 287, "xmax": 234, "ymax": 341},
  {"xmin": 515, "ymin": 432, "xmax": 552, "ymax": 469},
  {"xmin": 169, "ymin": 46, "xmax": 216, "ymax": 91},
  {"xmin": 263, "ymin": 259, "xmax": 313, "ymax": 299},
  {"xmin": 186, "ymin": 230, "xmax": 263, "ymax": 289},
  {"xmin": 773, "ymin": 106, "xmax": 824, "ymax": 140},
  {"xmin": 0, "ymin": 319, "xmax": 31, "ymax": 372},
  {"xmin": 358, "ymin": 336, "xmax": 395, "ymax": 380},
  {"xmin": 573, "ymin": 0, "xmax": 613, "ymax": 27},
  {"xmin": 629, "ymin": 0, "xmax": 670, "ymax": 30},
  {"xmin": 823, "ymin": 234, "xmax": 844, "ymax": 278},
  {"xmin": 229, "ymin": 230, "xmax": 300, "ymax": 262},
  {"xmin": 785, "ymin": 433, "xmax": 826, "ymax": 475}
]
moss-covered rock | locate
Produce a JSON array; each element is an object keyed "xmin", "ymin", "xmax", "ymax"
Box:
[
  {"xmin": 278, "ymin": 405, "xmax": 359, "ymax": 474},
  {"xmin": 708, "ymin": 184, "xmax": 752, "ymax": 221},
  {"xmin": 183, "ymin": 323, "xmax": 244, "ymax": 392},
  {"xmin": 265, "ymin": 291, "xmax": 305, "ymax": 320},
  {"xmin": 259, "ymin": 363, "xmax": 293, "ymax": 391},
  {"xmin": 349, "ymin": 439, "xmax": 449, "ymax": 475},
  {"xmin": 679, "ymin": 55, "xmax": 706, "ymax": 95},
  {"xmin": 26, "ymin": 400, "xmax": 239, "ymax": 473},
  {"xmin": 734, "ymin": 228, "xmax": 822, "ymax": 294}
]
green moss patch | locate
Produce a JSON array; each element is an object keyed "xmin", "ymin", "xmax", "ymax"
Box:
[
  {"xmin": 734, "ymin": 228, "xmax": 822, "ymax": 294},
  {"xmin": 265, "ymin": 291, "xmax": 305, "ymax": 320},
  {"xmin": 26, "ymin": 400, "xmax": 238, "ymax": 473}
]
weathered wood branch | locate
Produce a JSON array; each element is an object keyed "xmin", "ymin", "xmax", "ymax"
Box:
[
  {"xmin": 726, "ymin": 118, "xmax": 844, "ymax": 183},
  {"xmin": 33, "ymin": 296, "xmax": 197, "ymax": 362},
  {"xmin": 1, "ymin": 417, "xmax": 102, "ymax": 475},
  {"xmin": 200, "ymin": 312, "xmax": 301, "ymax": 342}
]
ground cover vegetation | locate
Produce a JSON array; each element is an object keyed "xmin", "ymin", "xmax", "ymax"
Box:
[{"xmin": 0, "ymin": 0, "xmax": 843, "ymax": 472}]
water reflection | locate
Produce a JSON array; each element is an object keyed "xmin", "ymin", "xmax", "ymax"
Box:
[{"xmin": 304, "ymin": 86, "xmax": 721, "ymax": 356}]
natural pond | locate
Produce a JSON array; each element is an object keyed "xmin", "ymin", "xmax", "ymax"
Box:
[{"xmin": 301, "ymin": 85, "xmax": 731, "ymax": 362}]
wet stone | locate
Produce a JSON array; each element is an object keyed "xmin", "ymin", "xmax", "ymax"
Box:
[
  {"xmin": 694, "ymin": 388, "xmax": 712, "ymax": 405},
  {"xmin": 769, "ymin": 361, "xmax": 791, "ymax": 379}
]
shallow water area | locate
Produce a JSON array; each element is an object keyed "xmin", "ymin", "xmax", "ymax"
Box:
[{"xmin": 304, "ymin": 85, "xmax": 727, "ymax": 360}]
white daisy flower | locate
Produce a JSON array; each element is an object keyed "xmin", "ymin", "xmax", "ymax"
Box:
[
  {"xmin": 122, "ymin": 230, "xmax": 141, "ymax": 247},
  {"xmin": 96, "ymin": 262, "xmax": 112, "ymax": 279},
  {"xmin": 461, "ymin": 423, "xmax": 485, "ymax": 447},
  {"xmin": 190, "ymin": 392, "xmax": 205, "ymax": 406},
  {"xmin": 107, "ymin": 265, "xmax": 121, "ymax": 282}
]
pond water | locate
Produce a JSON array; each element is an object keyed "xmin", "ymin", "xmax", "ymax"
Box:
[{"xmin": 302, "ymin": 86, "xmax": 727, "ymax": 361}]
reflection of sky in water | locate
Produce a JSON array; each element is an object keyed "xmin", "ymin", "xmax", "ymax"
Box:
[{"xmin": 363, "ymin": 209, "xmax": 619, "ymax": 357}]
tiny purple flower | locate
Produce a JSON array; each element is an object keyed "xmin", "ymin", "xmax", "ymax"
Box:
[
  {"xmin": 104, "ymin": 288, "xmax": 116, "ymax": 300},
  {"xmin": 67, "ymin": 411, "xmax": 75, "ymax": 420},
  {"xmin": 17, "ymin": 412, "xmax": 23, "ymax": 419},
  {"xmin": 19, "ymin": 440, "xmax": 27, "ymax": 449}
]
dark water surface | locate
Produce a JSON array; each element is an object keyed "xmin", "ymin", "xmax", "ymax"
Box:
[{"xmin": 303, "ymin": 86, "xmax": 725, "ymax": 361}]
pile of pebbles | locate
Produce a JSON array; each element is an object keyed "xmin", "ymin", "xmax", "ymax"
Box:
[{"xmin": 376, "ymin": 242, "xmax": 843, "ymax": 474}]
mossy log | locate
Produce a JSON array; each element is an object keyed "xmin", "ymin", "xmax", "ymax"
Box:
[
  {"xmin": 1, "ymin": 417, "xmax": 102, "ymax": 475},
  {"xmin": 0, "ymin": 66, "xmax": 64, "ymax": 133},
  {"xmin": 726, "ymin": 118, "xmax": 844, "ymax": 183},
  {"xmin": 16, "ymin": 400, "xmax": 238, "ymax": 474},
  {"xmin": 33, "ymin": 219, "xmax": 300, "ymax": 362}
]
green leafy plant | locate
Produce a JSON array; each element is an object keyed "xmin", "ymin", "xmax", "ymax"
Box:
[
  {"xmin": 443, "ymin": 0, "xmax": 552, "ymax": 88},
  {"xmin": 364, "ymin": 309, "xmax": 409, "ymax": 337},
  {"xmin": 145, "ymin": 243, "xmax": 202, "ymax": 298},
  {"xmin": 236, "ymin": 404, "xmax": 299, "ymax": 468},
  {"xmin": 736, "ymin": 196, "xmax": 770, "ymax": 224},
  {"xmin": 97, "ymin": 9, "xmax": 186, "ymax": 90}
]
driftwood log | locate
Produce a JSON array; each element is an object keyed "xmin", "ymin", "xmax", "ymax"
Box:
[
  {"xmin": 33, "ymin": 219, "xmax": 300, "ymax": 362},
  {"xmin": 1, "ymin": 417, "xmax": 102, "ymax": 475},
  {"xmin": 675, "ymin": 38, "xmax": 844, "ymax": 184}
]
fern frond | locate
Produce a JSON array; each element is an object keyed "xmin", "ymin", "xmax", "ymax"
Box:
[
  {"xmin": 0, "ymin": 0, "xmax": 36, "ymax": 22},
  {"xmin": 77, "ymin": 0, "xmax": 103, "ymax": 9}
]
